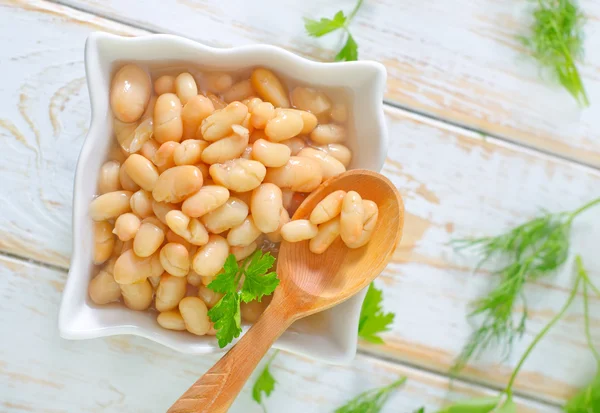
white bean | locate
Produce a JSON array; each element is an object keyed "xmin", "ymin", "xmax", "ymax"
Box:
[
  {"xmin": 157, "ymin": 310, "xmax": 186, "ymax": 331},
  {"xmin": 209, "ymin": 159, "xmax": 266, "ymax": 192},
  {"xmin": 94, "ymin": 221, "xmax": 115, "ymax": 265},
  {"xmin": 265, "ymin": 208, "xmax": 290, "ymax": 243},
  {"xmin": 192, "ymin": 235, "xmax": 229, "ymax": 277},
  {"xmin": 88, "ymin": 270, "xmax": 121, "ymax": 304},
  {"xmin": 179, "ymin": 297, "xmax": 210, "ymax": 336},
  {"xmin": 309, "ymin": 217, "xmax": 341, "ymax": 254},
  {"xmin": 310, "ymin": 124, "xmax": 345, "ymax": 144},
  {"xmin": 298, "ymin": 147, "xmax": 346, "ymax": 179},
  {"xmin": 198, "ymin": 285, "xmax": 223, "ymax": 308},
  {"xmin": 110, "ymin": 64, "xmax": 151, "ymax": 123},
  {"xmin": 152, "ymin": 165, "xmax": 203, "ymax": 203},
  {"xmin": 156, "ymin": 274, "xmax": 187, "ymax": 312},
  {"xmin": 202, "ymin": 197, "xmax": 248, "ymax": 234},
  {"xmin": 264, "ymin": 156, "xmax": 322, "ymax": 192},
  {"xmin": 123, "ymin": 153, "xmax": 160, "ymax": 191},
  {"xmin": 113, "ymin": 213, "xmax": 141, "ymax": 241},
  {"xmin": 133, "ymin": 221, "xmax": 165, "ymax": 257},
  {"xmin": 311, "ymin": 143, "xmax": 352, "ymax": 168},
  {"xmin": 174, "ymin": 72, "xmax": 198, "ymax": 105},
  {"xmin": 201, "ymin": 127, "xmax": 249, "ymax": 164},
  {"xmin": 231, "ymin": 242, "xmax": 258, "ymax": 261},
  {"xmin": 130, "ymin": 190, "xmax": 154, "ymax": 218},
  {"xmin": 200, "ymin": 101, "xmax": 248, "ymax": 142},
  {"xmin": 154, "ymin": 93, "xmax": 183, "ymax": 143},
  {"xmin": 98, "ymin": 161, "xmax": 121, "ymax": 194},
  {"xmin": 159, "ymin": 243, "xmax": 190, "ymax": 277},
  {"xmin": 90, "ymin": 191, "xmax": 133, "ymax": 221},
  {"xmin": 290, "ymin": 87, "xmax": 331, "ymax": 117},
  {"xmin": 252, "ymin": 139, "xmax": 291, "ymax": 167},
  {"xmin": 340, "ymin": 191, "xmax": 364, "ymax": 245},
  {"xmin": 120, "ymin": 279, "xmax": 153, "ymax": 311},
  {"xmin": 251, "ymin": 183, "xmax": 283, "ymax": 233},
  {"xmin": 182, "ymin": 185, "xmax": 230, "ymax": 218},
  {"xmin": 346, "ymin": 200, "xmax": 379, "ymax": 248},
  {"xmin": 227, "ymin": 216, "xmax": 261, "ymax": 246},
  {"xmin": 281, "ymin": 219, "xmax": 318, "ymax": 242},
  {"xmin": 309, "ymin": 190, "xmax": 346, "ymax": 225}
]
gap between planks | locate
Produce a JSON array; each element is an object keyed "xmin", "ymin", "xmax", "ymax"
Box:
[{"xmin": 44, "ymin": 0, "xmax": 600, "ymax": 173}]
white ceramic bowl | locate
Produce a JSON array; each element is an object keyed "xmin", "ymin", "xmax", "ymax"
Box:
[{"xmin": 59, "ymin": 32, "xmax": 388, "ymax": 364}]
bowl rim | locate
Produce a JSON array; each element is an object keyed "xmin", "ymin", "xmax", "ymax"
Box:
[{"xmin": 59, "ymin": 31, "xmax": 388, "ymax": 364}]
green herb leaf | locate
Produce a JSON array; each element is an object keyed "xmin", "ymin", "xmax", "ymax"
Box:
[
  {"xmin": 252, "ymin": 351, "xmax": 279, "ymax": 410},
  {"xmin": 521, "ymin": 0, "xmax": 589, "ymax": 106},
  {"xmin": 451, "ymin": 197, "xmax": 600, "ymax": 373},
  {"xmin": 414, "ymin": 408, "xmax": 426, "ymax": 413},
  {"xmin": 241, "ymin": 251, "xmax": 279, "ymax": 303},
  {"xmin": 436, "ymin": 396, "xmax": 501, "ymax": 413},
  {"xmin": 208, "ymin": 292, "xmax": 242, "ymax": 348},
  {"xmin": 335, "ymin": 33, "xmax": 359, "ymax": 62},
  {"xmin": 334, "ymin": 377, "xmax": 406, "ymax": 413},
  {"xmin": 496, "ymin": 398, "xmax": 517, "ymax": 413},
  {"xmin": 564, "ymin": 371, "xmax": 600, "ymax": 412},
  {"xmin": 358, "ymin": 283, "xmax": 395, "ymax": 344},
  {"xmin": 304, "ymin": 11, "xmax": 347, "ymax": 37},
  {"xmin": 208, "ymin": 254, "xmax": 239, "ymax": 294}
]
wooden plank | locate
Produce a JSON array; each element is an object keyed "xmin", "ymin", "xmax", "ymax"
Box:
[
  {"xmin": 1, "ymin": 0, "xmax": 599, "ymax": 404},
  {"xmin": 0, "ymin": 254, "xmax": 557, "ymax": 412},
  {"xmin": 51, "ymin": 0, "xmax": 600, "ymax": 167}
]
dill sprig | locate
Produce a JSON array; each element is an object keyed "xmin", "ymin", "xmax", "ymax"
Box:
[
  {"xmin": 520, "ymin": 0, "xmax": 589, "ymax": 106},
  {"xmin": 451, "ymin": 197, "xmax": 600, "ymax": 373},
  {"xmin": 334, "ymin": 377, "xmax": 406, "ymax": 413}
]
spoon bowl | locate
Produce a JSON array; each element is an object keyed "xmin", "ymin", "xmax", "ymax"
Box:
[{"xmin": 168, "ymin": 169, "xmax": 404, "ymax": 413}]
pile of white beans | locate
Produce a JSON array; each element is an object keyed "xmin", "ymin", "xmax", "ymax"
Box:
[{"xmin": 88, "ymin": 63, "xmax": 371, "ymax": 337}]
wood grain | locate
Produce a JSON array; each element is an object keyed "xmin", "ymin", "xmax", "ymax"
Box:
[
  {"xmin": 0, "ymin": 254, "xmax": 557, "ymax": 412},
  {"xmin": 1, "ymin": 0, "xmax": 599, "ymax": 406},
  {"xmin": 51, "ymin": 0, "xmax": 600, "ymax": 167}
]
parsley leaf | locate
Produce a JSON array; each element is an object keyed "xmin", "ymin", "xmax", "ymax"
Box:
[
  {"xmin": 358, "ymin": 283, "xmax": 395, "ymax": 344},
  {"xmin": 252, "ymin": 350, "xmax": 279, "ymax": 412},
  {"xmin": 303, "ymin": 0, "xmax": 364, "ymax": 62},
  {"xmin": 207, "ymin": 251, "xmax": 279, "ymax": 348},
  {"xmin": 335, "ymin": 33, "xmax": 359, "ymax": 62},
  {"xmin": 304, "ymin": 11, "xmax": 347, "ymax": 37},
  {"xmin": 334, "ymin": 377, "xmax": 406, "ymax": 413},
  {"xmin": 208, "ymin": 292, "xmax": 242, "ymax": 348}
]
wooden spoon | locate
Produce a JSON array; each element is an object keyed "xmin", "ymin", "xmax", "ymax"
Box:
[{"xmin": 168, "ymin": 169, "xmax": 404, "ymax": 413}]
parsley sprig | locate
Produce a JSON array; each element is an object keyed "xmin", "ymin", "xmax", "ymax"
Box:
[
  {"xmin": 252, "ymin": 350, "xmax": 279, "ymax": 413},
  {"xmin": 451, "ymin": 197, "xmax": 600, "ymax": 373},
  {"xmin": 208, "ymin": 251, "xmax": 279, "ymax": 348},
  {"xmin": 359, "ymin": 283, "xmax": 395, "ymax": 344},
  {"xmin": 304, "ymin": 0, "xmax": 364, "ymax": 61}
]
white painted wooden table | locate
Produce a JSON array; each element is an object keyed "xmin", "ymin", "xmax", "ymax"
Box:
[{"xmin": 1, "ymin": 0, "xmax": 599, "ymax": 411}]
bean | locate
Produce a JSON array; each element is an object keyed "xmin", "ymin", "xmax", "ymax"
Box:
[
  {"xmin": 88, "ymin": 270, "xmax": 121, "ymax": 305},
  {"xmin": 241, "ymin": 113, "xmax": 255, "ymax": 135},
  {"xmin": 340, "ymin": 191, "xmax": 364, "ymax": 245},
  {"xmin": 179, "ymin": 297, "xmax": 210, "ymax": 335},
  {"xmin": 280, "ymin": 137, "xmax": 306, "ymax": 156},
  {"xmin": 90, "ymin": 191, "xmax": 133, "ymax": 221},
  {"xmin": 157, "ymin": 310, "xmax": 186, "ymax": 331},
  {"xmin": 98, "ymin": 161, "xmax": 121, "ymax": 194},
  {"xmin": 227, "ymin": 216, "xmax": 261, "ymax": 246},
  {"xmin": 250, "ymin": 68, "xmax": 290, "ymax": 108},
  {"xmin": 249, "ymin": 129, "xmax": 268, "ymax": 144},
  {"xmin": 112, "ymin": 239, "xmax": 132, "ymax": 257},
  {"xmin": 154, "ymin": 93, "xmax": 183, "ymax": 143},
  {"xmin": 130, "ymin": 190, "xmax": 154, "ymax": 218},
  {"xmin": 114, "ymin": 118, "xmax": 154, "ymax": 157},
  {"xmin": 311, "ymin": 143, "xmax": 352, "ymax": 167},
  {"xmin": 243, "ymin": 97, "xmax": 262, "ymax": 112},
  {"xmin": 93, "ymin": 221, "xmax": 115, "ymax": 264},
  {"xmin": 250, "ymin": 102, "xmax": 275, "ymax": 129},
  {"xmin": 250, "ymin": 183, "xmax": 283, "ymax": 233},
  {"xmin": 202, "ymin": 197, "xmax": 249, "ymax": 234},
  {"xmin": 281, "ymin": 219, "xmax": 318, "ymax": 242},
  {"xmin": 346, "ymin": 200, "xmax": 379, "ymax": 248},
  {"xmin": 141, "ymin": 216, "xmax": 167, "ymax": 232},
  {"xmin": 153, "ymin": 141, "xmax": 179, "ymax": 172},
  {"xmin": 279, "ymin": 108, "xmax": 317, "ymax": 134},
  {"xmin": 165, "ymin": 210, "xmax": 209, "ymax": 246},
  {"xmin": 174, "ymin": 72, "xmax": 198, "ymax": 105},
  {"xmin": 241, "ymin": 299, "xmax": 267, "ymax": 323},
  {"xmin": 123, "ymin": 154, "xmax": 159, "ymax": 191},
  {"xmin": 152, "ymin": 165, "xmax": 203, "ymax": 203},
  {"xmin": 110, "ymin": 64, "xmax": 151, "ymax": 123},
  {"xmin": 264, "ymin": 110, "xmax": 303, "ymax": 142},
  {"xmin": 310, "ymin": 190, "xmax": 346, "ymax": 224},
  {"xmin": 231, "ymin": 241, "xmax": 258, "ymax": 261},
  {"xmin": 310, "ymin": 124, "xmax": 345, "ymax": 144},
  {"xmin": 174, "ymin": 139, "xmax": 208, "ymax": 165},
  {"xmin": 187, "ymin": 270, "xmax": 202, "ymax": 287},
  {"xmin": 298, "ymin": 147, "xmax": 345, "ymax": 179},
  {"xmin": 148, "ymin": 274, "xmax": 161, "ymax": 290},
  {"xmin": 330, "ymin": 103, "xmax": 348, "ymax": 123},
  {"xmin": 291, "ymin": 87, "xmax": 331, "ymax": 117},
  {"xmin": 121, "ymin": 279, "xmax": 153, "ymax": 311},
  {"xmin": 223, "ymin": 79, "xmax": 255, "ymax": 103},
  {"xmin": 309, "ymin": 217, "xmax": 341, "ymax": 254},
  {"xmin": 281, "ymin": 190, "xmax": 294, "ymax": 211},
  {"xmin": 265, "ymin": 208, "xmax": 289, "ymax": 243},
  {"xmin": 166, "ymin": 230, "xmax": 192, "ymax": 250},
  {"xmin": 181, "ymin": 95, "xmax": 214, "ymax": 140},
  {"xmin": 192, "ymin": 234, "xmax": 229, "ymax": 277},
  {"xmin": 200, "ymin": 101, "xmax": 248, "ymax": 142},
  {"xmin": 114, "ymin": 249, "xmax": 162, "ymax": 284},
  {"xmin": 252, "ymin": 139, "xmax": 291, "ymax": 167},
  {"xmin": 152, "ymin": 200, "xmax": 179, "ymax": 224},
  {"xmin": 113, "ymin": 213, "xmax": 141, "ymax": 241},
  {"xmin": 231, "ymin": 190, "xmax": 252, "ymax": 206},
  {"xmin": 241, "ymin": 145, "xmax": 253, "ymax": 160},
  {"xmin": 205, "ymin": 72, "xmax": 233, "ymax": 93},
  {"xmin": 198, "ymin": 285, "xmax": 223, "ymax": 308},
  {"xmin": 154, "ymin": 75, "xmax": 175, "ymax": 95},
  {"xmin": 159, "ymin": 243, "xmax": 190, "ymax": 277},
  {"xmin": 155, "ymin": 273, "xmax": 187, "ymax": 312},
  {"xmin": 264, "ymin": 156, "xmax": 322, "ymax": 192},
  {"xmin": 209, "ymin": 159, "xmax": 266, "ymax": 192},
  {"xmin": 181, "ymin": 185, "xmax": 229, "ymax": 218},
  {"xmin": 201, "ymin": 126, "xmax": 249, "ymax": 164},
  {"xmin": 207, "ymin": 93, "xmax": 227, "ymax": 110},
  {"xmin": 133, "ymin": 222, "xmax": 165, "ymax": 257},
  {"xmin": 140, "ymin": 139, "xmax": 160, "ymax": 161},
  {"xmin": 119, "ymin": 166, "xmax": 140, "ymax": 191}
]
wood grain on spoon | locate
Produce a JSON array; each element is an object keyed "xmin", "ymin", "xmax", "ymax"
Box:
[{"xmin": 168, "ymin": 169, "xmax": 404, "ymax": 413}]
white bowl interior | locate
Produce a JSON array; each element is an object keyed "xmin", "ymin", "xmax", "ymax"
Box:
[{"xmin": 59, "ymin": 33, "xmax": 387, "ymax": 364}]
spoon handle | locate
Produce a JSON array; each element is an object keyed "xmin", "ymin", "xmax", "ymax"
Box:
[{"xmin": 167, "ymin": 300, "xmax": 292, "ymax": 413}]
